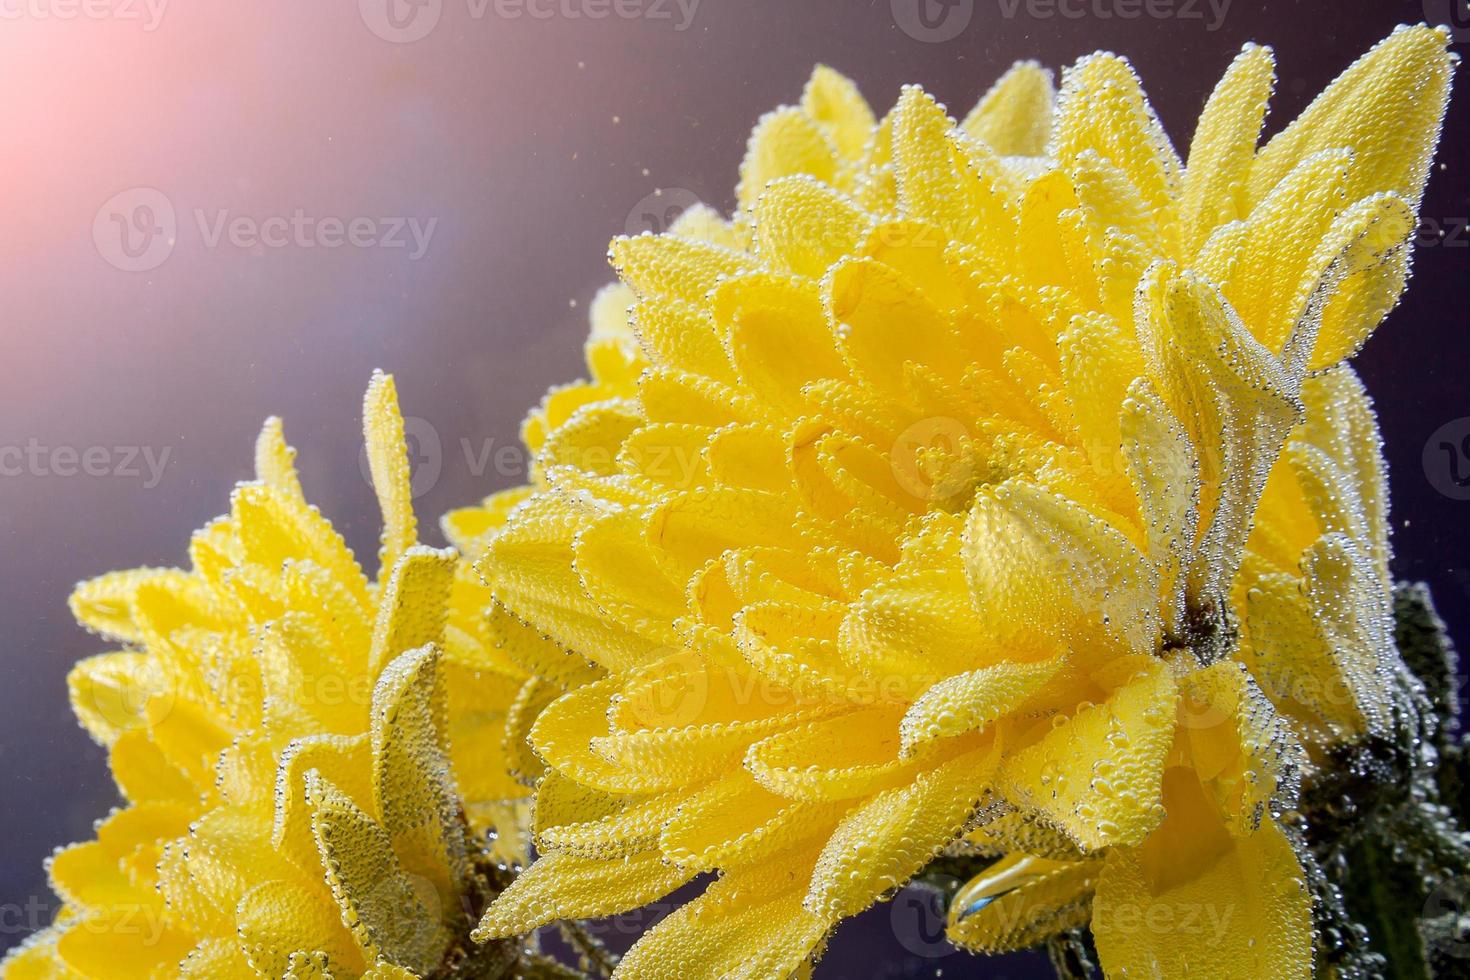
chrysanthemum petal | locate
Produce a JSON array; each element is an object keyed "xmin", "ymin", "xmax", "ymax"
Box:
[
  {"xmin": 1000, "ymin": 656, "xmax": 1176, "ymax": 850},
  {"xmin": 1093, "ymin": 814, "xmax": 1310, "ymax": 979},
  {"xmin": 306, "ymin": 775, "xmax": 449, "ymax": 975},
  {"xmin": 367, "ymin": 546, "xmax": 455, "ymax": 678},
  {"xmin": 236, "ymin": 878, "xmax": 366, "ymax": 978},
  {"xmin": 737, "ymin": 107, "xmax": 841, "ymax": 212},
  {"xmin": 609, "ymin": 856, "xmax": 830, "ymax": 980},
  {"xmin": 472, "ymin": 850, "xmax": 694, "ymax": 941},
  {"xmin": 946, "ymin": 853, "xmax": 1100, "ymax": 953},
  {"xmin": 1054, "ymin": 53, "xmax": 1181, "ymax": 250},
  {"xmin": 900, "ymin": 657, "xmax": 1061, "ymax": 758},
  {"xmin": 1179, "ymin": 43, "xmax": 1274, "ymax": 257},
  {"xmin": 961, "ymin": 61, "xmax": 1055, "ymax": 156},
  {"xmin": 806, "ymin": 735, "xmax": 996, "ymax": 920},
  {"xmin": 801, "ymin": 65, "xmax": 875, "ymax": 161},
  {"xmin": 1247, "ymin": 24, "xmax": 1452, "ymax": 211},
  {"xmin": 752, "ymin": 177, "xmax": 870, "ymax": 279},
  {"xmin": 363, "ymin": 371, "xmax": 418, "ymax": 576}
]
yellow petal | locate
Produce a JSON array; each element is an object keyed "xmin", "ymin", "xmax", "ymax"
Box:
[
  {"xmin": 48, "ymin": 841, "xmax": 150, "ymax": 914},
  {"xmin": 1119, "ymin": 378, "xmax": 1199, "ymax": 636},
  {"xmin": 363, "ymin": 371, "xmax": 418, "ymax": 575},
  {"xmin": 443, "ymin": 662, "xmax": 527, "ymax": 803},
  {"xmin": 532, "ymin": 771, "xmax": 683, "ymax": 858},
  {"xmin": 254, "ymin": 416, "xmax": 305, "ymax": 500},
  {"xmin": 1247, "ymin": 24, "xmax": 1452, "ymax": 211},
  {"xmin": 737, "ymin": 107, "xmax": 840, "ymax": 212},
  {"xmin": 611, "ymin": 233, "xmax": 759, "ymax": 307},
  {"xmin": 538, "ymin": 400, "xmax": 641, "ymax": 478},
  {"xmin": 669, "ymin": 204, "xmax": 747, "ymax": 251},
  {"xmin": 147, "ymin": 695, "xmax": 233, "ymax": 788},
  {"xmin": 900, "ymin": 657, "xmax": 1060, "ymax": 757},
  {"xmin": 1000, "ymin": 656, "xmax": 1177, "ymax": 850},
  {"xmin": 0, "ymin": 929, "xmax": 74, "ymax": 980},
  {"xmin": 630, "ymin": 297, "xmax": 734, "ymax": 384},
  {"xmin": 273, "ymin": 734, "xmax": 375, "ymax": 872},
  {"xmin": 55, "ymin": 914, "xmax": 193, "ymax": 980},
  {"xmin": 1175, "ymin": 660, "xmax": 1297, "ymax": 834},
  {"xmin": 472, "ymin": 850, "xmax": 693, "ymax": 941},
  {"xmin": 964, "ymin": 480, "xmax": 1159, "ymax": 661},
  {"xmin": 826, "ymin": 255, "xmax": 963, "ymax": 399},
  {"xmin": 946, "ymin": 853, "xmax": 1100, "ymax": 953},
  {"xmin": 180, "ymin": 938, "xmax": 257, "ymax": 979},
  {"xmin": 961, "ymin": 61, "xmax": 1055, "ymax": 157},
  {"xmin": 610, "ymin": 855, "xmax": 830, "ymax": 980},
  {"xmin": 891, "ymin": 87, "xmax": 1014, "ymax": 262},
  {"xmin": 236, "ymin": 878, "xmax": 366, "ymax": 978},
  {"xmin": 370, "ymin": 646, "xmax": 468, "ymax": 895},
  {"xmin": 1094, "ymin": 816, "xmax": 1311, "ymax": 979},
  {"xmin": 530, "ymin": 679, "xmax": 678, "ymax": 794},
  {"xmin": 109, "ymin": 727, "xmax": 195, "ymax": 802},
  {"xmin": 593, "ymin": 658, "xmax": 839, "ymax": 787},
  {"xmin": 69, "ymin": 567, "xmax": 193, "ymax": 645},
  {"xmin": 1294, "ymin": 192, "xmax": 1416, "ymax": 372},
  {"xmin": 660, "ymin": 771, "xmax": 842, "ymax": 871},
  {"xmin": 713, "ymin": 273, "xmax": 850, "ymax": 413},
  {"xmin": 307, "ymin": 774, "xmax": 449, "ymax": 975},
  {"xmin": 1294, "ymin": 366, "xmax": 1389, "ymax": 572},
  {"xmin": 367, "ymin": 546, "xmax": 455, "ymax": 679},
  {"xmin": 747, "ymin": 706, "xmax": 924, "ymax": 802},
  {"xmin": 806, "ymin": 736, "xmax": 995, "ymax": 920},
  {"xmin": 1054, "ymin": 53, "xmax": 1181, "ymax": 251},
  {"xmin": 1135, "ymin": 262, "xmax": 1299, "ymax": 610},
  {"xmin": 1179, "ymin": 43, "xmax": 1274, "ymax": 257},
  {"xmin": 800, "ymin": 65, "xmax": 875, "ymax": 161},
  {"xmin": 67, "ymin": 652, "xmax": 158, "ymax": 746},
  {"xmin": 752, "ymin": 178, "xmax": 870, "ymax": 280}
]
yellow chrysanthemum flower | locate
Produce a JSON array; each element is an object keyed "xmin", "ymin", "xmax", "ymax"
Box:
[
  {"xmin": 460, "ymin": 25, "xmax": 1453, "ymax": 979},
  {"xmin": 2, "ymin": 375, "xmax": 540, "ymax": 980}
]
